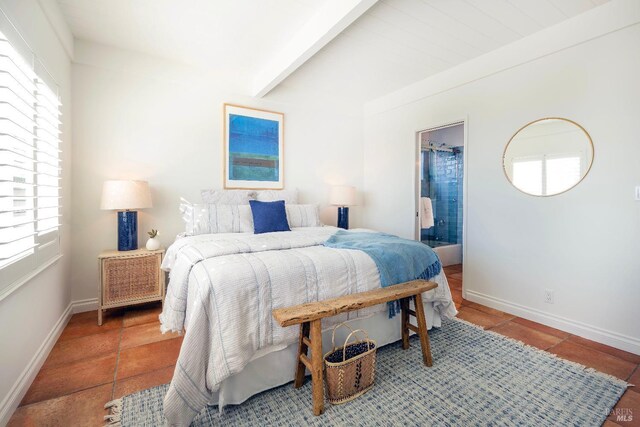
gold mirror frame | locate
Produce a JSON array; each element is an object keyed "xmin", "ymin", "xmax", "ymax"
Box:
[{"xmin": 502, "ymin": 117, "xmax": 594, "ymax": 197}]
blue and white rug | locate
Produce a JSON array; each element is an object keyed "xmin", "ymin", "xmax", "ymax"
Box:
[{"xmin": 106, "ymin": 318, "xmax": 627, "ymax": 426}]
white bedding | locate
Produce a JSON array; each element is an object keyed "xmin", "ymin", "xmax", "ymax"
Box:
[
  {"xmin": 200, "ymin": 302, "xmax": 444, "ymax": 410},
  {"xmin": 160, "ymin": 226, "xmax": 457, "ymax": 426}
]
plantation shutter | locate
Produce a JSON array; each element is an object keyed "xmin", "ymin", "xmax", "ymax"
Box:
[{"xmin": 0, "ymin": 28, "xmax": 61, "ymax": 297}]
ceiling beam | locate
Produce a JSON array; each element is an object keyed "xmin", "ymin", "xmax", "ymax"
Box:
[{"xmin": 251, "ymin": 0, "xmax": 377, "ymax": 98}]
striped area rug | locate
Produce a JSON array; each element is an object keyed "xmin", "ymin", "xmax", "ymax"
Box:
[{"xmin": 106, "ymin": 318, "xmax": 627, "ymax": 426}]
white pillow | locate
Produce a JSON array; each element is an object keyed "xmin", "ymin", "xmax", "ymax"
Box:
[
  {"xmin": 256, "ymin": 189, "xmax": 298, "ymax": 204},
  {"xmin": 200, "ymin": 189, "xmax": 256, "ymax": 204},
  {"xmin": 286, "ymin": 204, "xmax": 321, "ymax": 228},
  {"xmin": 180, "ymin": 199, "xmax": 253, "ymax": 234}
]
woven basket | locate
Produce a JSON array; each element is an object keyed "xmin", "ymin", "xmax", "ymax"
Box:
[{"xmin": 323, "ymin": 323, "xmax": 377, "ymax": 405}]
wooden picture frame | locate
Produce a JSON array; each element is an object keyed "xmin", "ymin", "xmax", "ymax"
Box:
[{"xmin": 223, "ymin": 103, "xmax": 284, "ymax": 189}]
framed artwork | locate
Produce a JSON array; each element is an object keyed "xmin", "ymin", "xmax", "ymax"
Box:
[{"xmin": 223, "ymin": 104, "xmax": 284, "ymax": 189}]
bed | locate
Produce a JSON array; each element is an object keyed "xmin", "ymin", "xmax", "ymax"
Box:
[{"xmin": 159, "ymin": 224, "xmax": 457, "ymax": 426}]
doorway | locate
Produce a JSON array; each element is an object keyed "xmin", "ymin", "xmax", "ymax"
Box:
[{"xmin": 416, "ymin": 122, "xmax": 465, "ymax": 266}]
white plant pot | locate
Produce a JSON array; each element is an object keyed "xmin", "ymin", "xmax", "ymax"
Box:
[{"xmin": 146, "ymin": 237, "xmax": 161, "ymax": 251}]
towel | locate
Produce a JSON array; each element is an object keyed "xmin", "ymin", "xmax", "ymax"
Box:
[
  {"xmin": 421, "ymin": 197, "xmax": 434, "ymax": 229},
  {"xmin": 324, "ymin": 230, "xmax": 442, "ymax": 317}
]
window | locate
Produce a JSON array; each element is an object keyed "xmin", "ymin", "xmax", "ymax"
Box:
[
  {"xmin": 0, "ymin": 29, "xmax": 61, "ymax": 297},
  {"xmin": 512, "ymin": 158, "xmax": 543, "ymax": 196},
  {"xmin": 512, "ymin": 154, "xmax": 582, "ymax": 196},
  {"xmin": 545, "ymin": 156, "xmax": 581, "ymax": 195}
]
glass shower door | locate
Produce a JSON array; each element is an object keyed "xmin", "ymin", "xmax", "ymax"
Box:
[{"xmin": 420, "ymin": 147, "xmax": 463, "ymax": 247}]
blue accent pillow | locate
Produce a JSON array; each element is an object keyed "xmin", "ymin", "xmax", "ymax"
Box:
[{"xmin": 249, "ymin": 200, "xmax": 291, "ymax": 234}]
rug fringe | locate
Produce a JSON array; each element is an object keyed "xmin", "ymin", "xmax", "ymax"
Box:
[
  {"xmin": 451, "ymin": 317, "xmax": 631, "ymax": 388},
  {"xmin": 104, "ymin": 398, "xmax": 122, "ymax": 427}
]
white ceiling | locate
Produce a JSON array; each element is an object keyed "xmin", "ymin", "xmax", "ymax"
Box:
[
  {"xmin": 281, "ymin": 0, "xmax": 611, "ymax": 101},
  {"xmin": 57, "ymin": 0, "xmax": 328, "ymax": 81},
  {"xmin": 57, "ymin": 0, "xmax": 611, "ymax": 102}
]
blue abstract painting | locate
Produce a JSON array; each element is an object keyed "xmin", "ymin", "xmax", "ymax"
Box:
[{"xmin": 228, "ymin": 113, "xmax": 279, "ymax": 182}]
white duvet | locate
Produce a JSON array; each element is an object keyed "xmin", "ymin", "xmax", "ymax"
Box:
[{"xmin": 160, "ymin": 226, "xmax": 456, "ymax": 426}]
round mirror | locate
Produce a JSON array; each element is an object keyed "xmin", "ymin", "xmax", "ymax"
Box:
[{"xmin": 503, "ymin": 118, "xmax": 593, "ymax": 196}]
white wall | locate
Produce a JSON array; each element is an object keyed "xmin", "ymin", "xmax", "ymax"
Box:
[
  {"xmin": 70, "ymin": 40, "xmax": 364, "ymax": 303},
  {"xmin": 0, "ymin": 0, "xmax": 72, "ymax": 423},
  {"xmin": 363, "ymin": 15, "xmax": 640, "ymax": 352}
]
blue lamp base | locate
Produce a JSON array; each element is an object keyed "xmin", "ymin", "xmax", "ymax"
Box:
[
  {"xmin": 337, "ymin": 206, "xmax": 349, "ymax": 229},
  {"xmin": 117, "ymin": 210, "xmax": 138, "ymax": 251}
]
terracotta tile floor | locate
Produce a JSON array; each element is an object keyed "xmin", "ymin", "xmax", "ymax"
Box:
[
  {"xmin": 8, "ymin": 265, "xmax": 639, "ymax": 426},
  {"xmin": 9, "ymin": 305, "xmax": 180, "ymax": 427}
]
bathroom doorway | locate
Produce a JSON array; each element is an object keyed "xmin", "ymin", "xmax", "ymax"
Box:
[{"xmin": 416, "ymin": 122, "xmax": 465, "ymax": 266}]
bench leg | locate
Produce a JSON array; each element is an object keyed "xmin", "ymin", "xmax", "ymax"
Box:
[
  {"xmin": 310, "ymin": 319, "xmax": 324, "ymax": 415},
  {"xmin": 294, "ymin": 322, "xmax": 310, "ymax": 388},
  {"xmin": 413, "ymin": 294, "xmax": 433, "ymax": 367},
  {"xmin": 400, "ymin": 298, "xmax": 410, "ymax": 350}
]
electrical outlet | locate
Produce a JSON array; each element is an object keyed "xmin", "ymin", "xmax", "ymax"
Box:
[{"xmin": 544, "ymin": 289, "xmax": 554, "ymax": 304}]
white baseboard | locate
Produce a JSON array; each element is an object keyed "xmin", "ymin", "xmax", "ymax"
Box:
[
  {"xmin": 71, "ymin": 298, "xmax": 98, "ymax": 313},
  {"xmin": 0, "ymin": 302, "xmax": 73, "ymax": 426},
  {"xmin": 465, "ymin": 289, "xmax": 640, "ymax": 355}
]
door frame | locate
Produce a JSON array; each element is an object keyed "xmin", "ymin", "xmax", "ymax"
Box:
[{"xmin": 414, "ymin": 118, "xmax": 469, "ymax": 273}]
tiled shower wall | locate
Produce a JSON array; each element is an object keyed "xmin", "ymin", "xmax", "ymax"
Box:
[{"xmin": 420, "ymin": 148, "xmax": 463, "ymax": 244}]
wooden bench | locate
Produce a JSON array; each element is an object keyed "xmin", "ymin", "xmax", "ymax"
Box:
[{"xmin": 272, "ymin": 279, "xmax": 438, "ymax": 416}]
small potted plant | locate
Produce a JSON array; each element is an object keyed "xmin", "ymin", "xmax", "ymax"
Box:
[{"xmin": 146, "ymin": 229, "xmax": 160, "ymax": 250}]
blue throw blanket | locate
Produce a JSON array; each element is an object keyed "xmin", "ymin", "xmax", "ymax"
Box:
[{"xmin": 324, "ymin": 230, "xmax": 441, "ymax": 317}]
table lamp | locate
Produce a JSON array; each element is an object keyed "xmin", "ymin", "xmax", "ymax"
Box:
[
  {"xmin": 329, "ymin": 185, "xmax": 356, "ymax": 229},
  {"xmin": 100, "ymin": 180, "xmax": 152, "ymax": 251}
]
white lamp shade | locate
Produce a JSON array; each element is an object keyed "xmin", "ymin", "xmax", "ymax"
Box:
[
  {"xmin": 329, "ymin": 185, "xmax": 357, "ymax": 206},
  {"xmin": 100, "ymin": 180, "xmax": 152, "ymax": 210}
]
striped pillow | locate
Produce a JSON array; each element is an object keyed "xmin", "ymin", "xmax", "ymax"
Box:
[
  {"xmin": 180, "ymin": 200, "xmax": 253, "ymax": 235},
  {"xmin": 286, "ymin": 204, "xmax": 321, "ymax": 228}
]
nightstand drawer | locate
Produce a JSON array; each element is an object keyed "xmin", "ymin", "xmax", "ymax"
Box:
[{"xmin": 102, "ymin": 253, "xmax": 162, "ymax": 306}]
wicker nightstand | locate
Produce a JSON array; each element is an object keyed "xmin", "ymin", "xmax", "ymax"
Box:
[{"xmin": 98, "ymin": 248, "xmax": 165, "ymax": 325}]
